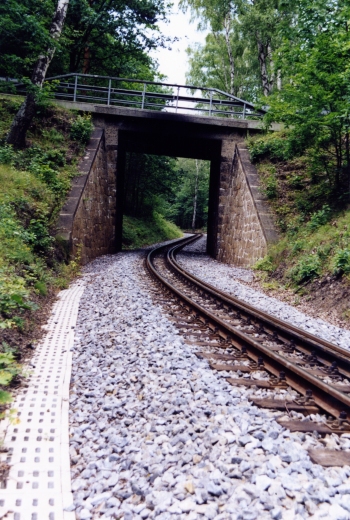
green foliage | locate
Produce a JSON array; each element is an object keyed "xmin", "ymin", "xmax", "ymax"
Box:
[
  {"xmin": 0, "ymin": 97, "xmax": 85, "ymax": 333},
  {"xmin": 333, "ymin": 248, "xmax": 350, "ymax": 276},
  {"xmin": 182, "ymin": 0, "xmax": 290, "ymax": 99},
  {"xmin": 288, "ymin": 254, "xmax": 321, "ymax": 285},
  {"xmin": 263, "ymin": 170, "xmax": 277, "ymax": 199},
  {"xmin": 70, "ymin": 115, "xmax": 93, "ymax": 144},
  {"xmin": 124, "ymin": 153, "xmax": 180, "ymax": 219},
  {"xmin": 248, "ymin": 133, "xmax": 293, "ymax": 162},
  {"xmin": 169, "ymin": 158, "xmax": 210, "ymax": 230},
  {"xmin": 308, "ymin": 205, "xmax": 332, "ymax": 231},
  {"xmin": 122, "ymin": 213, "xmax": 182, "ymax": 249},
  {"xmin": 263, "ymin": 2, "xmax": 350, "ymax": 195},
  {"xmin": 0, "ymin": 0, "xmax": 171, "ymax": 80},
  {"xmin": 253, "ymin": 257, "xmax": 274, "ymax": 272},
  {"xmin": 0, "ymin": 346, "xmax": 21, "ymax": 404}
]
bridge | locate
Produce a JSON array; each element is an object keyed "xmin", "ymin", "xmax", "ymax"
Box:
[{"xmin": 12, "ymin": 74, "xmax": 277, "ymax": 266}]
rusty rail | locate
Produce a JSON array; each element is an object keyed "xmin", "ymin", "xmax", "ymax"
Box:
[{"xmin": 146, "ymin": 235, "xmax": 350, "ymax": 425}]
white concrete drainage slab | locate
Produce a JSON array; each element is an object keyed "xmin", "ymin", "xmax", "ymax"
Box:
[{"xmin": 0, "ymin": 281, "xmax": 84, "ymax": 520}]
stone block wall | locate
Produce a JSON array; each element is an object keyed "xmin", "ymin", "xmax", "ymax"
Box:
[
  {"xmin": 56, "ymin": 127, "xmax": 117, "ymax": 264},
  {"xmin": 217, "ymin": 143, "xmax": 278, "ymax": 266}
]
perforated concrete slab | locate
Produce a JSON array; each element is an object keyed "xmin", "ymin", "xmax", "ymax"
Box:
[{"xmin": 0, "ymin": 281, "xmax": 84, "ymax": 520}]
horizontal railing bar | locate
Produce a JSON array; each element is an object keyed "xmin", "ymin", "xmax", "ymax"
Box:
[
  {"xmin": 43, "ymin": 73, "xmax": 257, "ymax": 106},
  {"xmin": 56, "ymin": 85, "xmax": 253, "ymax": 109},
  {"xmin": 53, "ymin": 91, "xmax": 260, "ymax": 117},
  {"xmin": 11, "ymin": 72, "xmax": 266, "ymax": 118},
  {"xmin": 57, "ymin": 81, "xmax": 251, "ymax": 105}
]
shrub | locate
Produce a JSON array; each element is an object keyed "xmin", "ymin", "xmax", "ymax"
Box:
[
  {"xmin": 253, "ymin": 256, "xmax": 274, "ymax": 272},
  {"xmin": 264, "ymin": 174, "xmax": 278, "ymax": 199},
  {"xmin": 70, "ymin": 115, "xmax": 93, "ymax": 144},
  {"xmin": 0, "ymin": 145, "xmax": 16, "ymax": 165},
  {"xmin": 248, "ymin": 133, "xmax": 292, "ymax": 162},
  {"xmin": 289, "ymin": 254, "xmax": 321, "ymax": 284},
  {"xmin": 308, "ymin": 204, "xmax": 332, "ymax": 231},
  {"xmin": 291, "ymin": 240, "xmax": 305, "ymax": 256},
  {"xmin": 333, "ymin": 248, "xmax": 350, "ymax": 275}
]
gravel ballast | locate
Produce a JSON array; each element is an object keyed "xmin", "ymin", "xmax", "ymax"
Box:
[
  {"xmin": 70, "ymin": 246, "xmax": 350, "ymax": 520},
  {"xmin": 178, "ymin": 236, "xmax": 350, "ymax": 351}
]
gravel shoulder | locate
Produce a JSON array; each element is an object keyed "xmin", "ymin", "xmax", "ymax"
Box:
[
  {"xmin": 70, "ymin": 244, "xmax": 350, "ymax": 520},
  {"xmin": 178, "ymin": 236, "xmax": 350, "ymax": 352}
]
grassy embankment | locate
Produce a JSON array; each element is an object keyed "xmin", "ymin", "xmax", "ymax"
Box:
[
  {"xmin": 248, "ymin": 131, "xmax": 350, "ymax": 321},
  {"xmin": 0, "ymin": 95, "xmax": 93, "ymax": 403},
  {"xmin": 0, "ymin": 95, "xmax": 182, "ymax": 404},
  {"xmin": 123, "ymin": 213, "xmax": 182, "ymax": 249}
]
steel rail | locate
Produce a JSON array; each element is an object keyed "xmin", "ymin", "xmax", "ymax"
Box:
[
  {"xmin": 146, "ymin": 236, "xmax": 350, "ymax": 419},
  {"xmin": 168, "ymin": 245, "xmax": 350, "ymax": 375}
]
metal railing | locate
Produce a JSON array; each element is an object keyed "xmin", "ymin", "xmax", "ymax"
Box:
[{"xmin": 8, "ymin": 74, "xmax": 265, "ymax": 120}]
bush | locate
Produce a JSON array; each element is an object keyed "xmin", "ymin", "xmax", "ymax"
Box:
[
  {"xmin": 307, "ymin": 204, "xmax": 332, "ymax": 231},
  {"xmin": 289, "ymin": 254, "xmax": 321, "ymax": 284},
  {"xmin": 333, "ymin": 248, "xmax": 350, "ymax": 275},
  {"xmin": 253, "ymin": 256, "xmax": 274, "ymax": 272},
  {"xmin": 70, "ymin": 115, "xmax": 93, "ymax": 144},
  {"xmin": 264, "ymin": 174, "xmax": 278, "ymax": 199},
  {"xmin": 248, "ymin": 133, "xmax": 292, "ymax": 162},
  {"xmin": 0, "ymin": 144, "xmax": 16, "ymax": 165}
]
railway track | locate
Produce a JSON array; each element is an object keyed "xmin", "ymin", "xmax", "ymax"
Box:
[{"xmin": 146, "ymin": 234, "xmax": 350, "ymax": 466}]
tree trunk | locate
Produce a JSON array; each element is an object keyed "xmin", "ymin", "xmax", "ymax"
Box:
[
  {"xmin": 224, "ymin": 14, "xmax": 235, "ymax": 96},
  {"xmin": 7, "ymin": 0, "xmax": 70, "ymax": 148},
  {"xmin": 82, "ymin": 46, "xmax": 91, "ymax": 74},
  {"xmin": 257, "ymin": 39, "xmax": 271, "ymax": 96},
  {"xmin": 192, "ymin": 160, "xmax": 199, "ymax": 231}
]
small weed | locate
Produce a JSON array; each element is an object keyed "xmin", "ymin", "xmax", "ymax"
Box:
[
  {"xmin": 343, "ymin": 309, "xmax": 350, "ymax": 320},
  {"xmin": 262, "ymin": 280, "xmax": 280, "ymax": 291},
  {"xmin": 34, "ymin": 281, "xmax": 47, "ymax": 296}
]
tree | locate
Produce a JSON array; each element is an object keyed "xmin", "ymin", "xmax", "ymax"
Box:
[
  {"xmin": 265, "ymin": 1, "xmax": 350, "ymax": 194},
  {"xmin": 6, "ymin": 0, "xmax": 70, "ymax": 148},
  {"xmin": 186, "ymin": 31, "xmax": 260, "ymax": 101},
  {"xmin": 0, "ymin": 0, "xmax": 56, "ymax": 79},
  {"xmin": 170, "ymin": 158, "xmax": 210, "ymax": 230},
  {"xmin": 181, "ymin": 0, "xmax": 291, "ymax": 97},
  {"xmin": 55, "ymin": 0, "xmax": 171, "ymax": 76},
  {"xmin": 181, "ymin": 0, "xmax": 238, "ymax": 95},
  {"xmin": 0, "ymin": 0, "xmax": 171, "ymax": 80}
]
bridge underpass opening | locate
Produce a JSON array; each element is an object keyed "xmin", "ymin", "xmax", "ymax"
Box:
[
  {"xmin": 121, "ymin": 152, "xmax": 211, "ymax": 249},
  {"xmin": 115, "ymin": 129, "xmax": 222, "ymax": 257}
]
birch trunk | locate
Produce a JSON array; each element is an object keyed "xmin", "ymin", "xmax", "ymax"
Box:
[
  {"xmin": 224, "ymin": 14, "xmax": 235, "ymax": 96},
  {"xmin": 7, "ymin": 0, "xmax": 70, "ymax": 148},
  {"xmin": 192, "ymin": 160, "xmax": 199, "ymax": 231}
]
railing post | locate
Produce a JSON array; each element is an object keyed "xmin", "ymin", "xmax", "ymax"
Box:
[
  {"xmin": 141, "ymin": 83, "xmax": 146, "ymax": 109},
  {"xmin": 175, "ymin": 86, "xmax": 180, "ymax": 113},
  {"xmin": 73, "ymin": 75, "xmax": 78, "ymax": 102},
  {"xmin": 243, "ymin": 103, "xmax": 246, "ymax": 120},
  {"xmin": 209, "ymin": 90, "xmax": 213, "ymax": 116},
  {"xmin": 107, "ymin": 79, "xmax": 111, "ymax": 105}
]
